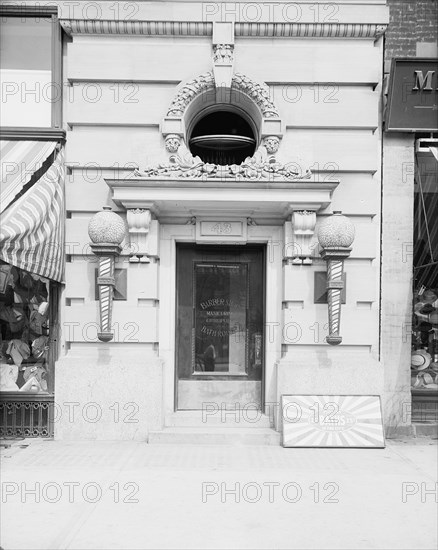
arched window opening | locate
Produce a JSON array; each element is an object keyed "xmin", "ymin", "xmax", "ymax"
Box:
[{"xmin": 189, "ymin": 110, "xmax": 256, "ymax": 165}]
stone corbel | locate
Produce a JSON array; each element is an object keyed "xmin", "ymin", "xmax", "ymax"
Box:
[
  {"xmin": 212, "ymin": 22, "xmax": 234, "ymax": 95},
  {"xmin": 127, "ymin": 208, "xmax": 152, "ymax": 263},
  {"xmin": 289, "ymin": 211, "xmax": 317, "ymax": 265}
]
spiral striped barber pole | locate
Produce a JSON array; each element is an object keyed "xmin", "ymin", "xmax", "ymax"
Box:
[
  {"xmin": 97, "ymin": 255, "xmax": 116, "ymax": 342},
  {"xmin": 327, "ymin": 259, "xmax": 344, "ymax": 345}
]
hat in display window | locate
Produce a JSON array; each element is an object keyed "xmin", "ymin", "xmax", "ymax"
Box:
[
  {"xmin": 411, "ymin": 349, "xmax": 432, "ymax": 370},
  {"xmin": 422, "ymin": 290, "xmax": 438, "ymax": 304}
]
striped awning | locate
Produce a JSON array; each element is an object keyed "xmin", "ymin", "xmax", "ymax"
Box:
[
  {"xmin": 0, "ymin": 140, "xmax": 57, "ymax": 213},
  {"xmin": 0, "ymin": 149, "xmax": 65, "ymax": 282}
]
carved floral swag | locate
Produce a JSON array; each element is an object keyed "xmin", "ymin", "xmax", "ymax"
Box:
[{"xmin": 134, "ymin": 147, "xmax": 311, "ymax": 181}]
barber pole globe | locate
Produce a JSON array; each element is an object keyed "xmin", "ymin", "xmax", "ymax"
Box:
[
  {"xmin": 88, "ymin": 206, "xmax": 125, "ymax": 342},
  {"xmin": 317, "ymin": 211, "xmax": 355, "ymax": 345}
]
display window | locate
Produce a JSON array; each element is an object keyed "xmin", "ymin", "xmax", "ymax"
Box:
[
  {"xmin": 0, "ymin": 261, "xmax": 56, "ymax": 394},
  {"xmin": 411, "ymin": 149, "xmax": 438, "ymax": 393}
]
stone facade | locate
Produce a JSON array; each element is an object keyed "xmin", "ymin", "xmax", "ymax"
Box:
[{"xmin": 36, "ymin": 0, "xmax": 399, "ymax": 440}]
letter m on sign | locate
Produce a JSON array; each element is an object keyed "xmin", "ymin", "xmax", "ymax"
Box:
[{"xmin": 413, "ymin": 70, "xmax": 435, "ymax": 91}]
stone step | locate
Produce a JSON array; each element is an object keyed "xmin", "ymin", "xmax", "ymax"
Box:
[
  {"xmin": 148, "ymin": 427, "xmax": 281, "ymax": 446},
  {"xmin": 165, "ymin": 411, "xmax": 272, "ymax": 428}
]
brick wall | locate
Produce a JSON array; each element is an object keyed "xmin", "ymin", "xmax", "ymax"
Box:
[{"xmin": 385, "ymin": 0, "xmax": 438, "ymax": 60}]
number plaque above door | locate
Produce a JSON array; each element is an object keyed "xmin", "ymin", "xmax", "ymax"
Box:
[{"xmin": 196, "ymin": 218, "xmax": 247, "ymax": 243}]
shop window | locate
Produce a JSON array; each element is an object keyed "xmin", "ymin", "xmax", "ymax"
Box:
[
  {"xmin": 0, "ymin": 8, "xmax": 62, "ymax": 131},
  {"xmin": 411, "ymin": 149, "xmax": 438, "ymax": 396},
  {"xmin": 189, "ymin": 110, "xmax": 256, "ymax": 165},
  {"xmin": 0, "ymin": 261, "xmax": 58, "ymax": 395}
]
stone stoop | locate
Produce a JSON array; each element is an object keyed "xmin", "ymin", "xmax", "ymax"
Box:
[{"xmin": 148, "ymin": 412, "xmax": 281, "ymax": 445}]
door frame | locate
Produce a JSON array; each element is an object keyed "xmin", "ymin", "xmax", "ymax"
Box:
[
  {"xmin": 175, "ymin": 243, "xmax": 266, "ymax": 411},
  {"xmin": 159, "ymin": 223, "xmax": 283, "ymax": 420}
]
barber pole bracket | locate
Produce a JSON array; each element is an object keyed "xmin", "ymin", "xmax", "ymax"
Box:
[
  {"xmin": 88, "ymin": 207, "xmax": 126, "ymax": 343},
  {"xmin": 317, "ymin": 212, "xmax": 355, "ymax": 346}
]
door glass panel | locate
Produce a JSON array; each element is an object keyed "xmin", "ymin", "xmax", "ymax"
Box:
[
  {"xmin": 194, "ymin": 262, "xmax": 248, "ymax": 375},
  {"xmin": 176, "ymin": 245, "xmax": 264, "ymax": 410}
]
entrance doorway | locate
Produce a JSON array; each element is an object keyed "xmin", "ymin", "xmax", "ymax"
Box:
[{"xmin": 175, "ymin": 244, "xmax": 265, "ymax": 410}]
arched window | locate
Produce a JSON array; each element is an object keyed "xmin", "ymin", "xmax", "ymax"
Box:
[{"xmin": 188, "ymin": 109, "xmax": 256, "ymax": 165}]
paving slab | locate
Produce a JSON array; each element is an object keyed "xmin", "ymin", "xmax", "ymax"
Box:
[{"xmin": 0, "ymin": 438, "xmax": 437, "ymax": 550}]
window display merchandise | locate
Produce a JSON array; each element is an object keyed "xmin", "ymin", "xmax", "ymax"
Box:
[{"xmin": 0, "ymin": 261, "xmax": 51, "ymax": 394}]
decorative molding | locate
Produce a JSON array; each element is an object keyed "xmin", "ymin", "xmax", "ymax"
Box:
[
  {"xmin": 166, "ymin": 72, "xmax": 215, "ymax": 117},
  {"xmin": 59, "ymin": 20, "xmax": 386, "ymax": 39},
  {"xmin": 126, "ymin": 208, "xmax": 152, "ymax": 263},
  {"xmin": 166, "ymin": 71, "xmax": 279, "ymax": 119},
  {"xmin": 134, "ymin": 146, "xmax": 311, "ymax": 181},
  {"xmin": 235, "ymin": 23, "xmax": 388, "ymax": 39},
  {"xmin": 60, "ymin": 20, "xmax": 213, "ymax": 36},
  {"xmin": 232, "ymin": 73, "xmax": 279, "ymax": 118}
]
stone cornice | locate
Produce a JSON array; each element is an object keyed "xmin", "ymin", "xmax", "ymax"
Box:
[
  {"xmin": 106, "ymin": 177, "xmax": 339, "ymax": 220},
  {"xmin": 60, "ymin": 20, "xmax": 213, "ymax": 36},
  {"xmin": 60, "ymin": 20, "xmax": 386, "ymax": 39}
]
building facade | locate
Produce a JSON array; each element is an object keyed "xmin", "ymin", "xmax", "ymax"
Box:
[
  {"xmin": 2, "ymin": 0, "xmax": 434, "ymax": 443},
  {"xmin": 383, "ymin": 0, "xmax": 438, "ymax": 430}
]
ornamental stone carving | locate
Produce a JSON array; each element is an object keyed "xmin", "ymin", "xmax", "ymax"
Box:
[
  {"xmin": 164, "ymin": 134, "xmax": 181, "ymax": 153},
  {"xmin": 232, "ymin": 73, "xmax": 279, "ymax": 118},
  {"xmin": 167, "ymin": 72, "xmax": 215, "ymax": 116},
  {"xmin": 166, "ymin": 71, "xmax": 280, "ymax": 119},
  {"xmin": 213, "ymin": 44, "xmax": 234, "ymax": 64},
  {"xmin": 264, "ymin": 136, "xmax": 281, "ymax": 154},
  {"xmin": 134, "ymin": 146, "xmax": 311, "ymax": 181}
]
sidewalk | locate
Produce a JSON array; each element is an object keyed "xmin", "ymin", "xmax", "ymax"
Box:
[{"xmin": 1, "ymin": 437, "xmax": 437, "ymax": 550}]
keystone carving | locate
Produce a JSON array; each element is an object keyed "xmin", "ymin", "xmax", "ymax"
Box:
[{"xmin": 213, "ymin": 44, "xmax": 234, "ymax": 64}]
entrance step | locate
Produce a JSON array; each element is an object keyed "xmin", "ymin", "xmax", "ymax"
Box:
[
  {"xmin": 148, "ymin": 427, "xmax": 281, "ymax": 446},
  {"xmin": 165, "ymin": 411, "xmax": 272, "ymax": 428}
]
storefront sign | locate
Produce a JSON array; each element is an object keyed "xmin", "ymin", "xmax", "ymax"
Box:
[
  {"xmin": 386, "ymin": 58, "xmax": 438, "ymax": 131},
  {"xmin": 282, "ymin": 395, "xmax": 385, "ymax": 448}
]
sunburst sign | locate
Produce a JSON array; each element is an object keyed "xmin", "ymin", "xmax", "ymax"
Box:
[{"xmin": 282, "ymin": 395, "xmax": 385, "ymax": 448}]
